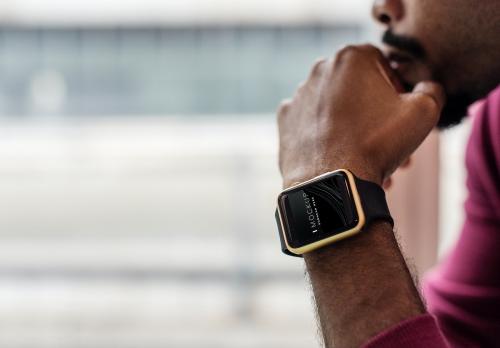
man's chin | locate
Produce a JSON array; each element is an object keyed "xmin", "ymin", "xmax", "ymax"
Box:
[
  {"xmin": 388, "ymin": 59, "xmax": 472, "ymax": 129},
  {"xmin": 397, "ymin": 74, "xmax": 471, "ymax": 130},
  {"xmin": 404, "ymin": 81, "xmax": 471, "ymax": 129}
]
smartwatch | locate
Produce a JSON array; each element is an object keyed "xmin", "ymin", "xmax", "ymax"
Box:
[{"xmin": 275, "ymin": 169, "xmax": 393, "ymax": 257}]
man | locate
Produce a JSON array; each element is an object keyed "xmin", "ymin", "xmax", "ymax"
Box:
[{"xmin": 276, "ymin": 0, "xmax": 500, "ymax": 347}]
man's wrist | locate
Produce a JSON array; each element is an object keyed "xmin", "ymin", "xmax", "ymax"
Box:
[
  {"xmin": 304, "ymin": 221, "xmax": 425, "ymax": 348},
  {"xmin": 330, "ymin": 159, "xmax": 384, "ymax": 186},
  {"xmin": 282, "ymin": 163, "xmax": 383, "ymax": 189},
  {"xmin": 303, "ymin": 220, "xmax": 393, "ymax": 260}
]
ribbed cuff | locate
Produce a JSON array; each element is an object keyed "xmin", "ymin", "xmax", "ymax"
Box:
[{"xmin": 362, "ymin": 314, "xmax": 449, "ymax": 348}]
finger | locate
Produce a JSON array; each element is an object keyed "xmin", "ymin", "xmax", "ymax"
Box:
[
  {"xmin": 355, "ymin": 44, "xmax": 405, "ymax": 93},
  {"xmin": 400, "ymin": 157, "xmax": 412, "ymax": 169},
  {"xmin": 383, "ymin": 177, "xmax": 393, "ymax": 190},
  {"xmin": 335, "ymin": 44, "xmax": 404, "ymax": 94}
]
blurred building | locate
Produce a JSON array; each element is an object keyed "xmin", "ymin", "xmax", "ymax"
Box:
[{"xmin": 0, "ymin": 1, "xmax": 468, "ymax": 347}]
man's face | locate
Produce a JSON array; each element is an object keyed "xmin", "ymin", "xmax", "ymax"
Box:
[{"xmin": 372, "ymin": 0, "xmax": 500, "ymax": 128}]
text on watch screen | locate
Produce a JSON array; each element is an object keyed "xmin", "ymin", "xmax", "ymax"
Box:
[{"xmin": 280, "ymin": 172, "xmax": 358, "ymax": 248}]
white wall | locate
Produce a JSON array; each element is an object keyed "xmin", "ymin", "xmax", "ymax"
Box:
[
  {"xmin": 438, "ymin": 120, "xmax": 471, "ymax": 258},
  {"xmin": 0, "ymin": 0, "xmax": 373, "ymax": 26},
  {"xmin": 0, "ymin": 117, "xmax": 318, "ymax": 348}
]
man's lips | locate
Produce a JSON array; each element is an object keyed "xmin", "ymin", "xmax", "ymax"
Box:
[
  {"xmin": 386, "ymin": 49, "xmax": 414, "ymax": 70},
  {"xmin": 379, "ymin": 48, "xmax": 412, "ymax": 90}
]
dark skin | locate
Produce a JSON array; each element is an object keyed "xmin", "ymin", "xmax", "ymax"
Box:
[
  {"xmin": 278, "ymin": 1, "xmax": 500, "ymax": 347},
  {"xmin": 375, "ymin": 0, "xmax": 500, "ymax": 127}
]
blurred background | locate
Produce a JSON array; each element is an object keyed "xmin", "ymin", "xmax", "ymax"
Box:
[{"xmin": 0, "ymin": 0, "xmax": 470, "ymax": 347}]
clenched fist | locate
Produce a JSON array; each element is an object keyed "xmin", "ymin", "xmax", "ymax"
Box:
[{"xmin": 277, "ymin": 44, "xmax": 445, "ymax": 188}]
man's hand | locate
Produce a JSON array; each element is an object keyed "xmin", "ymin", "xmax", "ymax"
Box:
[{"xmin": 278, "ymin": 44, "xmax": 445, "ymax": 188}]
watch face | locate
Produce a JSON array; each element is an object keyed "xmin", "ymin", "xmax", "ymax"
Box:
[{"xmin": 278, "ymin": 172, "xmax": 359, "ymax": 249}]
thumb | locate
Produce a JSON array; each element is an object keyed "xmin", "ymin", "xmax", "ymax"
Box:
[
  {"xmin": 398, "ymin": 80, "xmax": 445, "ymax": 135},
  {"xmin": 403, "ymin": 81, "xmax": 446, "ymax": 128},
  {"xmin": 400, "ymin": 81, "xmax": 446, "ymax": 135},
  {"xmin": 411, "ymin": 81, "xmax": 446, "ymax": 114},
  {"xmin": 388, "ymin": 81, "xmax": 446, "ymax": 164}
]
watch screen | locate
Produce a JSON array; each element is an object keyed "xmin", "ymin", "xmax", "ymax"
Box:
[{"xmin": 279, "ymin": 172, "xmax": 359, "ymax": 249}]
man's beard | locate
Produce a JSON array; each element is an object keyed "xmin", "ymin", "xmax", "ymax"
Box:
[
  {"xmin": 383, "ymin": 30, "xmax": 472, "ymax": 129},
  {"xmin": 437, "ymin": 93, "xmax": 472, "ymax": 129}
]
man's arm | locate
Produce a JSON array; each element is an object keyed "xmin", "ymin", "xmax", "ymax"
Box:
[
  {"xmin": 304, "ymin": 222, "xmax": 424, "ymax": 348},
  {"xmin": 277, "ymin": 45, "xmax": 448, "ymax": 347}
]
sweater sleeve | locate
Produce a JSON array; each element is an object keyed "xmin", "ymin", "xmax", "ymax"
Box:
[
  {"xmin": 423, "ymin": 86, "xmax": 500, "ymax": 347},
  {"xmin": 362, "ymin": 85, "xmax": 500, "ymax": 348}
]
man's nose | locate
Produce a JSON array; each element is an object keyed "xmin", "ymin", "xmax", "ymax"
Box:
[{"xmin": 372, "ymin": 0, "xmax": 404, "ymax": 26}]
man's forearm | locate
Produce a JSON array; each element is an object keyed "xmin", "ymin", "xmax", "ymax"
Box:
[{"xmin": 304, "ymin": 221, "xmax": 425, "ymax": 348}]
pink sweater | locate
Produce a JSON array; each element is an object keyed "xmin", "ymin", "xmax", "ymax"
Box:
[{"xmin": 363, "ymin": 85, "xmax": 500, "ymax": 347}]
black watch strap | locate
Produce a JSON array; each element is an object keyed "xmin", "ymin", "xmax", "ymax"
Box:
[
  {"xmin": 276, "ymin": 174, "xmax": 393, "ymax": 257},
  {"xmin": 354, "ymin": 176, "xmax": 394, "ymax": 228}
]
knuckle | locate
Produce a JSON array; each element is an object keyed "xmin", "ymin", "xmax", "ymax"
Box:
[
  {"xmin": 277, "ymin": 99, "xmax": 291, "ymax": 118},
  {"xmin": 310, "ymin": 57, "xmax": 327, "ymax": 77},
  {"xmin": 334, "ymin": 44, "xmax": 383, "ymax": 68},
  {"xmin": 334, "ymin": 45, "xmax": 360, "ymax": 64},
  {"xmin": 358, "ymin": 43, "xmax": 382, "ymax": 57},
  {"xmin": 296, "ymin": 81, "xmax": 306, "ymax": 93}
]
